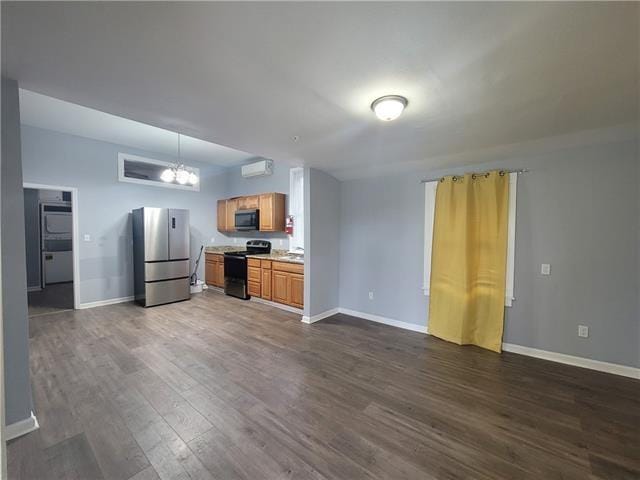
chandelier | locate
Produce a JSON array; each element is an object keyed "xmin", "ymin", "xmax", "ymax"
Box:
[{"xmin": 161, "ymin": 134, "xmax": 199, "ymax": 185}]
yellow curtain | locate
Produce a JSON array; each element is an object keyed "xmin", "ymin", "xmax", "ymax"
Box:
[{"xmin": 428, "ymin": 170, "xmax": 509, "ymax": 353}]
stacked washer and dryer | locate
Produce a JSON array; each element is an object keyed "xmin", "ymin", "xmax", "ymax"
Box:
[{"xmin": 40, "ymin": 190, "xmax": 73, "ymax": 286}]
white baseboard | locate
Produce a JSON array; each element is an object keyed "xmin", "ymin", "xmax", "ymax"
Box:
[
  {"xmin": 78, "ymin": 295, "xmax": 134, "ymax": 309},
  {"xmin": 250, "ymin": 296, "xmax": 304, "ymax": 315},
  {"xmin": 334, "ymin": 308, "xmax": 638, "ymax": 379},
  {"xmin": 338, "ymin": 308, "xmax": 428, "ymax": 334},
  {"xmin": 502, "ymin": 343, "xmax": 640, "ymax": 380},
  {"xmin": 301, "ymin": 307, "xmax": 340, "ymax": 324},
  {"xmin": 27, "ymin": 286, "xmax": 42, "ymax": 292},
  {"xmin": 6, "ymin": 411, "xmax": 39, "ymax": 441}
]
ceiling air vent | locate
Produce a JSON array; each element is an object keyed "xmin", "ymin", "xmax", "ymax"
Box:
[{"xmin": 241, "ymin": 159, "xmax": 273, "ymax": 178}]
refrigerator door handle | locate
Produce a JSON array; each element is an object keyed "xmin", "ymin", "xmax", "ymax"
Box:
[{"xmin": 171, "ymin": 217, "xmax": 176, "ymax": 229}]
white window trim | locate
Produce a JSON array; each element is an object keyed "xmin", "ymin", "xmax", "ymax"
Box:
[
  {"xmin": 288, "ymin": 167, "xmax": 304, "ymax": 252},
  {"xmin": 423, "ymin": 172, "xmax": 517, "ymax": 307},
  {"xmin": 117, "ymin": 153, "xmax": 200, "ymax": 192}
]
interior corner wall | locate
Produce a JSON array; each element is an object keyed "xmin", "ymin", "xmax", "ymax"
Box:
[
  {"xmin": 1, "ymin": 77, "xmax": 33, "ymax": 425},
  {"xmin": 305, "ymin": 168, "xmax": 340, "ymax": 317},
  {"xmin": 339, "ymin": 138, "xmax": 639, "ymax": 368}
]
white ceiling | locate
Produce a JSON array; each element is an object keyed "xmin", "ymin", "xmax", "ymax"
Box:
[
  {"xmin": 3, "ymin": 2, "xmax": 638, "ymax": 180},
  {"xmin": 18, "ymin": 89, "xmax": 256, "ymax": 167}
]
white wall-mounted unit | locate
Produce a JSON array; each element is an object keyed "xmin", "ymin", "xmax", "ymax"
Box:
[{"xmin": 241, "ymin": 159, "xmax": 273, "ymax": 178}]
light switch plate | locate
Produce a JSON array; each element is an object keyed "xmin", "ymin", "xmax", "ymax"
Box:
[
  {"xmin": 368, "ymin": 291, "xmax": 374, "ymax": 300},
  {"xmin": 541, "ymin": 263, "xmax": 551, "ymax": 275},
  {"xmin": 83, "ymin": 234, "xmax": 91, "ymax": 242},
  {"xmin": 578, "ymin": 325, "xmax": 589, "ymax": 338}
]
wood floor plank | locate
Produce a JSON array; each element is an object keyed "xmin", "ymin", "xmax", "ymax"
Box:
[
  {"xmin": 43, "ymin": 433, "xmax": 104, "ymax": 480},
  {"xmin": 7, "ymin": 290, "xmax": 640, "ymax": 480}
]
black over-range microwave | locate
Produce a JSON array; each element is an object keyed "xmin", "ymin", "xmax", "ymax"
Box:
[{"xmin": 235, "ymin": 209, "xmax": 260, "ymax": 231}]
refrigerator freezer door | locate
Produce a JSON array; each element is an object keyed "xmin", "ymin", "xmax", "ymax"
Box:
[
  {"xmin": 144, "ymin": 208, "xmax": 169, "ymax": 261},
  {"xmin": 144, "ymin": 259, "xmax": 189, "ymax": 282},
  {"xmin": 168, "ymin": 209, "xmax": 190, "ymax": 260},
  {"xmin": 144, "ymin": 278, "xmax": 190, "ymax": 307}
]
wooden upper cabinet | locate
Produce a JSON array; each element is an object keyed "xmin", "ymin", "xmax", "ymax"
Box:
[
  {"xmin": 218, "ymin": 193, "xmax": 285, "ymax": 232},
  {"xmin": 225, "ymin": 198, "xmax": 238, "ymax": 232},
  {"xmin": 259, "ymin": 193, "xmax": 285, "ymax": 232},
  {"xmin": 238, "ymin": 195, "xmax": 259, "ymax": 210},
  {"xmin": 217, "ymin": 200, "xmax": 227, "ymax": 232}
]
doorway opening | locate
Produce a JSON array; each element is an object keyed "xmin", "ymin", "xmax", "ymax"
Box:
[{"xmin": 23, "ymin": 183, "xmax": 79, "ymax": 316}]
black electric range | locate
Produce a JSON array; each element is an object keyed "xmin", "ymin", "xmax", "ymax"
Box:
[{"xmin": 224, "ymin": 240, "xmax": 271, "ymax": 299}]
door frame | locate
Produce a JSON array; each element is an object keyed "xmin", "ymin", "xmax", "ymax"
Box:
[{"xmin": 23, "ymin": 183, "xmax": 80, "ymax": 310}]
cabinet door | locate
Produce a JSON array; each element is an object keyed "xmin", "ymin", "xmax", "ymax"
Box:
[
  {"xmin": 245, "ymin": 195, "xmax": 259, "ymax": 209},
  {"xmin": 248, "ymin": 266, "xmax": 261, "ymax": 283},
  {"xmin": 272, "ymin": 271, "xmax": 289, "ymax": 304},
  {"xmin": 205, "ymin": 261, "xmax": 216, "ymax": 286},
  {"xmin": 261, "ymin": 268, "xmax": 272, "ymax": 300},
  {"xmin": 259, "ymin": 193, "xmax": 274, "ymax": 231},
  {"xmin": 226, "ymin": 199, "xmax": 237, "ymax": 231},
  {"xmin": 215, "ymin": 261, "xmax": 225, "ymax": 287},
  {"xmin": 248, "ymin": 281, "xmax": 261, "ymax": 297},
  {"xmin": 289, "ymin": 273, "xmax": 304, "ymax": 308},
  {"xmin": 217, "ymin": 200, "xmax": 227, "ymax": 232}
]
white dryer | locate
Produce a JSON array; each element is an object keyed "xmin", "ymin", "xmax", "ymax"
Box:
[{"xmin": 41, "ymin": 203, "xmax": 73, "ymax": 285}]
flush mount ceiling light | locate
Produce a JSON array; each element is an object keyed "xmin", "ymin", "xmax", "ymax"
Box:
[
  {"xmin": 161, "ymin": 134, "xmax": 199, "ymax": 185},
  {"xmin": 371, "ymin": 95, "xmax": 408, "ymax": 121}
]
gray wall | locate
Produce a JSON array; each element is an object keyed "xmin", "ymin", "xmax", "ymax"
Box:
[
  {"xmin": 216, "ymin": 161, "xmax": 292, "ymax": 249},
  {"xmin": 2, "ymin": 77, "xmax": 33, "ymax": 425},
  {"xmin": 306, "ymin": 168, "xmax": 340, "ymax": 317},
  {"xmin": 339, "ymin": 139, "xmax": 639, "ymax": 368},
  {"xmin": 23, "ymin": 188, "xmax": 40, "ymax": 289},
  {"xmin": 21, "ymin": 125, "xmax": 227, "ymax": 305}
]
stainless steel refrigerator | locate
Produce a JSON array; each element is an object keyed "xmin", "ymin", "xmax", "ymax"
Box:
[{"xmin": 132, "ymin": 207, "xmax": 190, "ymax": 307}]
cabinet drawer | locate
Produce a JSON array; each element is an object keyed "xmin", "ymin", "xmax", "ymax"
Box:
[
  {"xmin": 247, "ymin": 281, "xmax": 261, "ymax": 297},
  {"xmin": 248, "ymin": 258, "xmax": 261, "ymax": 267},
  {"xmin": 272, "ymin": 261, "xmax": 304, "ymax": 275},
  {"xmin": 261, "ymin": 260, "xmax": 272, "ymax": 269},
  {"xmin": 248, "ymin": 266, "xmax": 262, "ymax": 282},
  {"xmin": 205, "ymin": 253, "xmax": 222, "ymax": 262}
]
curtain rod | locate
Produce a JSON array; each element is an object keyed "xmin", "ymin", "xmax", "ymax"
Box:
[{"xmin": 420, "ymin": 168, "xmax": 530, "ymax": 183}]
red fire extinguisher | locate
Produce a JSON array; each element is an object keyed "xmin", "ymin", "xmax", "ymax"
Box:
[{"xmin": 285, "ymin": 215, "xmax": 294, "ymax": 235}]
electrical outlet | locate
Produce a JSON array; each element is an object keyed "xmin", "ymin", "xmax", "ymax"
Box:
[
  {"xmin": 368, "ymin": 291, "xmax": 374, "ymax": 300},
  {"xmin": 83, "ymin": 234, "xmax": 91, "ymax": 242},
  {"xmin": 210, "ymin": 237, "xmax": 216, "ymax": 244},
  {"xmin": 279, "ymin": 239, "xmax": 283, "ymax": 246},
  {"xmin": 233, "ymin": 238, "xmax": 238, "ymax": 243},
  {"xmin": 541, "ymin": 263, "xmax": 551, "ymax": 275},
  {"xmin": 578, "ymin": 325, "xmax": 589, "ymax": 338}
]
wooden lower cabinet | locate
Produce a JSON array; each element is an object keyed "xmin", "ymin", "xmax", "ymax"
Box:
[
  {"xmin": 247, "ymin": 281, "xmax": 261, "ymax": 297},
  {"xmin": 261, "ymin": 268, "xmax": 272, "ymax": 300},
  {"xmin": 245, "ymin": 258, "xmax": 303, "ymax": 308},
  {"xmin": 205, "ymin": 253, "xmax": 225, "ymax": 288},
  {"xmin": 271, "ymin": 271, "xmax": 289, "ymax": 304},
  {"xmin": 289, "ymin": 274, "xmax": 304, "ymax": 308},
  {"xmin": 271, "ymin": 262, "xmax": 304, "ymax": 308}
]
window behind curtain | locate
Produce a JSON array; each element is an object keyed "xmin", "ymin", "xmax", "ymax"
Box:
[{"xmin": 289, "ymin": 168, "xmax": 304, "ymax": 252}]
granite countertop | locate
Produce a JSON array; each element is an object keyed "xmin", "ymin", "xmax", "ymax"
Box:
[
  {"xmin": 246, "ymin": 251, "xmax": 304, "ymax": 265},
  {"xmin": 204, "ymin": 246, "xmax": 304, "ymax": 265},
  {"xmin": 204, "ymin": 245, "xmax": 241, "ymax": 254}
]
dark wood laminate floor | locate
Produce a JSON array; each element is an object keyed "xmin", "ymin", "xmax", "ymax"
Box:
[{"xmin": 8, "ymin": 290, "xmax": 640, "ymax": 480}]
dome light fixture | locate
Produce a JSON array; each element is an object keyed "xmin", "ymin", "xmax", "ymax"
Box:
[{"xmin": 371, "ymin": 95, "xmax": 408, "ymax": 121}]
